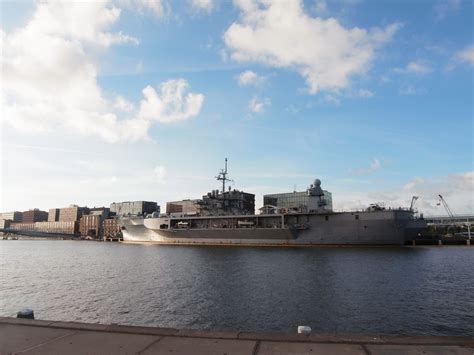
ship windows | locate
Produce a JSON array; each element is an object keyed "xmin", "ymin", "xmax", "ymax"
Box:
[
  {"xmin": 325, "ymin": 216, "xmax": 329, "ymax": 221},
  {"xmin": 355, "ymin": 215, "xmax": 359, "ymax": 220}
]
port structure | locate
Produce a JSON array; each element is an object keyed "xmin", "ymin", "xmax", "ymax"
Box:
[
  {"xmin": 409, "ymin": 196, "xmax": 418, "ymax": 212},
  {"xmin": 215, "ymin": 158, "xmax": 233, "ymax": 193},
  {"xmin": 438, "ymin": 194, "xmax": 455, "ymax": 223}
]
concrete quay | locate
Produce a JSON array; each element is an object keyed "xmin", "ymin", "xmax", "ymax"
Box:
[{"xmin": 1, "ymin": 317, "xmax": 473, "ymax": 355}]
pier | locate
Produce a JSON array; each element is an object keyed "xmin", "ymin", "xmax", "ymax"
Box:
[{"xmin": 1, "ymin": 317, "xmax": 473, "ymax": 354}]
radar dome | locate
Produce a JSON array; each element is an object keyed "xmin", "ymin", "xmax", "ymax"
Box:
[{"xmin": 314, "ymin": 179, "xmax": 321, "ymax": 186}]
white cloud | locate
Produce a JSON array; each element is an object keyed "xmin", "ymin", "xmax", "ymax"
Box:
[
  {"xmin": 118, "ymin": 0, "xmax": 167, "ymax": 18},
  {"xmin": 406, "ymin": 61, "xmax": 432, "ymax": 74},
  {"xmin": 224, "ymin": 0, "xmax": 401, "ymax": 94},
  {"xmin": 236, "ymin": 70, "xmax": 265, "ymax": 86},
  {"xmin": 190, "ymin": 0, "xmax": 215, "ymax": 13},
  {"xmin": 248, "ymin": 97, "xmax": 271, "ymax": 113},
  {"xmin": 433, "ymin": 0, "xmax": 461, "ymax": 21},
  {"xmin": 335, "ymin": 172, "xmax": 474, "ymax": 215},
  {"xmin": 351, "ymin": 158, "xmax": 381, "ymax": 175},
  {"xmin": 1, "ymin": 1, "xmax": 204, "ymax": 143},
  {"xmin": 154, "ymin": 165, "xmax": 167, "ymax": 183},
  {"xmin": 114, "ymin": 96, "xmax": 135, "ymax": 112},
  {"xmin": 319, "ymin": 94, "xmax": 341, "ymax": 106},
  {"xmin": 453, "ymin": 44, "xmax": 474, "ymax": 66},
  {"xmin": 357, "ymin": 89, "xmax": 374, "ymax": 98},
  {"xmin": 399, "ymin": 85, "xmax": 424, "ymax": 96},
  {"xmin": 314, "ymin": 0, "xmax": 328, "ymax": 14},
  {"xmin": 394, "ymin": 60, "xmax": 432, "ymax": 74},
  {"xmin": 401, "ymin": 172, "xmax": 473, "ymax": 214},
  {"xmin": 138, "ymin": 80, "xmax": 205, "ymax": 123},
  {"xmin": 27, "ymin": 1, "xmax": 139, "ymax": 47}
]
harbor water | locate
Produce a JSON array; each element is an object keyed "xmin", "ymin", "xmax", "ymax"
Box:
[{"xmin": 1, "ymin": 240, "xmax": 473, "ymax": 336}]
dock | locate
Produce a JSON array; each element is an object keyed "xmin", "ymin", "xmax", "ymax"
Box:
[{"xmin": 1, "ymin": 317, "xmax": 473, "ymax": 354}]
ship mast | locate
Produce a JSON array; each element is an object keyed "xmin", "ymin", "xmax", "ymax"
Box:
[{"xmin": 216, "ymin": 158, "xmax": 232, "ymax": 193}]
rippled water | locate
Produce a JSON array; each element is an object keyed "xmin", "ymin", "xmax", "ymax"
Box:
[{"xmin": 1, "ymin": 240, "xmax": 473, "ymax": 336}]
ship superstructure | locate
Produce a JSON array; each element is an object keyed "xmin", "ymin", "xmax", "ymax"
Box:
[{"xmin": 119, "ymin": 159, "xmax": 426, "ymax": 246}]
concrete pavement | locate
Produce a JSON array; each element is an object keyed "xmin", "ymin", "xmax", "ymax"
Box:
[{"xmin": 0, "ymin": 317, "xmax": 473, "ymax": 354}]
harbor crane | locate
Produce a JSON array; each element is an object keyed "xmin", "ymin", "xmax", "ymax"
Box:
[
  {"xmin": 438, "ymin": 194, "xmax": 471, "ymax": 240},
  {"xmin": 438, "ymin": 194, "xmax": 455, "ymax": 221}
]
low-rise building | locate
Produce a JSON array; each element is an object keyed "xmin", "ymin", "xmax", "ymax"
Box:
[
  {"xmin": 0, "ymin": 219, "xmax": 11, "ymax": 229},
  {"xmin": 22, "ymin": 209, "xmax": 48, "ymax": 223},
  {"xmin": 89, "ymin": 207, "xmax": 111, "ymax": 219},
  {"xmin": 48, "ymin": 208, "xmax": 60, "ymax": 222},
  {"xmin": 9, "ymin": 223, "xmax": 35, "ymax": 231},
  {"xmin": 59, "ymin": 205, "xmax": 89, "ymax": 222},
  {"xmin": 79, "ymin": 214, "xmax": 102, "ymax": 238},
  {"xmin": 0, "ymin": 211, "xmax": 23, "ymax": 222},
  {"xmin": 9, "ymin": 221, "xmax": 78, "ymax": 235},
  {"xmin": 103, "ymin": 219, "xmax": 121, "ymax": 239}
]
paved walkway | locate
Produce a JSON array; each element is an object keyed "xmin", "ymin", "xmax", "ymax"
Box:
[{"xmin": 1, "ymin": 317, "xmax": 473, "ymax": 354}]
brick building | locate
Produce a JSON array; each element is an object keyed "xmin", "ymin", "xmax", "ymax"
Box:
[
  {"xmin": 48, "ymin": 208, "xmax": 60, "ymax": 222},
  {"xmin": 59, "ymin": 206, "xmax": 89, "ymax": 222},
  {"xmin": 22, "ymin": 209, "xmax": 48, "ymax": 223},
  {"xmin": 79, "ymin": 215, "xmax": 102, "ymax": 238},
  {"xmin": 103, "ymin": 219, "xmax": 121, "ymax": 239}
]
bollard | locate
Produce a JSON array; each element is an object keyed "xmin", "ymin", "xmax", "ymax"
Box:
[
  {"xmin": 17, "ymin": 308, "xmax": 34, "ymax": 319},
  {"xmin": 298, "ymin": 326, "xmax": 311, "ymax": 334}
]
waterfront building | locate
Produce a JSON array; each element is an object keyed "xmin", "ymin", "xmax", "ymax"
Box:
[
  {"xmin": 9, "ymin": 221, "xmax": 78, "ymax": 235},
  {"xmin": 79, "ymin": 214, "xmax": 102, "ymax": 238},
  {"xmin": 103, "ymin": 219, "xmax": 121, "ymax": 239},
  {"xmin": 89, "ymin": 207, "xmax": 111, "ymax": 219},
  {"xmin": 0, "ymin": 219, "xmax": 11, "ymax": 229},
  {"xmin": 110, "ymin": 201, "xmax": 159, "ymax": 216},
  {"xmin": 48, "ymin": 208, "xmax": 60, "ymax": 222},
  {"xmin": 37, "ymin": 221, "xmax": 79, "ymax": 234},
  {"xmin": 59, "ymin": 205, "xmax": 89, "ymax": 222},
  {"xmin": 0, "ymin": 211, "xmax": 23, "ymax": 222},
  {"xmin": 22, "ymin": 209, "xmax": 48, "ymax": 223}
]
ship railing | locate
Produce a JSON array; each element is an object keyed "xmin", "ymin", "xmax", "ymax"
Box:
[{"xmin": 333, "ymin": 207, "xmax": 413, "ymax": 213}]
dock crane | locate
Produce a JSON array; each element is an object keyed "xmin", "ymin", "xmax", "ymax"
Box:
[
  {"xmin": 438, "ymin": 194, "xmax": 455, "ymax": 222},
  {"xmin": 438, "ymin": 194, "xmax": 471, "ymax": 241}
]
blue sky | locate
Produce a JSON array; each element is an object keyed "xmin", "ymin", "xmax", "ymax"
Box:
[{"xmin": 1, "ymin": 0, "xmax": 473, "ymax": 215}]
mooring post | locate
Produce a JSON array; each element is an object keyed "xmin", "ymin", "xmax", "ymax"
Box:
[{"xmin": 17, "ymin": 309, "xmax": 34, "ymax": 319}]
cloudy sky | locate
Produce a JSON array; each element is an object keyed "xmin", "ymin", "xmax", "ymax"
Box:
[{"xmin": 1, "ymin": 0, "xmax": 473, "ymax": 215}]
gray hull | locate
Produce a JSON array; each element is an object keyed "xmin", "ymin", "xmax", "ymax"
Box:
[{"xmin": 120, "ymin": 210, "xmax": 426, "ymax": 246}]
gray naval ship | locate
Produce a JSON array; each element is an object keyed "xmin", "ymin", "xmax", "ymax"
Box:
[{"xmin": 119, "ymin": 160, "xmax": 426, "ymax": 246}]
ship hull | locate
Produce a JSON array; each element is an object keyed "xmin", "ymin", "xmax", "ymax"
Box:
[{"xmin": 119, "ymin": 210, "xmax": 426, "ymax": 246}]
